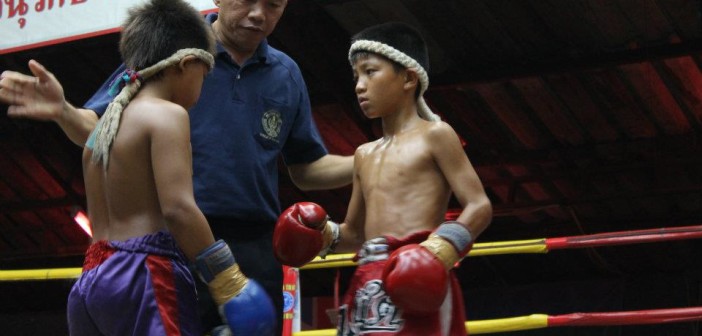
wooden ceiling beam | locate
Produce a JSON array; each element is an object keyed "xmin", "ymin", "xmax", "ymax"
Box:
[
  {"xmin": 0, "ymin": 197, "xmax": 74, "ymax": 214},
  {"xmin": 491, "ymin": 185, "xmax": 702, "ymax": 217},
  {"xmin": 431, "ymin": 40, "xmax": 702, "ymax": 86},
  {"xmin": 471, "ymin": 132, "xmax": 702, "ymax": 168}
]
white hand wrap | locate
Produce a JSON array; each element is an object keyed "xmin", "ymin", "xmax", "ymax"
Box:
[{"xmin": 320, "ymin": 220, "xmax": 340, "ymax": 258}]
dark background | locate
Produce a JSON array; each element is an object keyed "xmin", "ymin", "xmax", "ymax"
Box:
[{"xmin": 2, "ymin": 0, "xmax": 702, "ymax": 334}]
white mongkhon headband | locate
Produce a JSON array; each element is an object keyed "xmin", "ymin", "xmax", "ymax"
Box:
[
  {"xmin": 349, "ymin": 39, "xmax": 439, "ymax": 122},
  {"xmin": 92, "ymin": 48, "xmax": 215, "ymax": 167}
]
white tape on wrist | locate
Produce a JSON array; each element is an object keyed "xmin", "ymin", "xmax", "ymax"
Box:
[{"xmin": 320, "ymin": 220, "xmax": 340, "ymax": 258}]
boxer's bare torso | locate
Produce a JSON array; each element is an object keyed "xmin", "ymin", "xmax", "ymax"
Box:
[
  {"xmin": 83, "ymin": 96, "xmax": 190, "ymax": 241},
  {"xmin": 82, "ymin": 59, "xmax": 213, "ymax": 260},
  {"xmin": 357, "ymin": 120, "xmax": 452, "ymax": 239},
  {"xmin": 336, "ymin": 53, "xmax": 491, "ymax": 252}
]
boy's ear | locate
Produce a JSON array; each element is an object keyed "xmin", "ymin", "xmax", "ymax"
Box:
[
  {"xmin": 177, "ymin": 55, "xmax": 199, "ymax": 71},
  {"xmin": 403, "ymin": 68, "xmax": 420, "ymax": 91}
]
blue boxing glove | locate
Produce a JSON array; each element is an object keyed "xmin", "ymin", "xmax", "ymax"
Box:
[{"xmin": 195, "ymin": 240, "xmax": 276, "ymax": 335}]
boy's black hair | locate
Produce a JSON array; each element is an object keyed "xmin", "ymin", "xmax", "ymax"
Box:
[
  {"xmin": 350, "ymin": 22, "xmax": 429, "ymax": 72},
  {"xmin": 119, "ymin": 0, "xmax": 215, "ymax": 71}
]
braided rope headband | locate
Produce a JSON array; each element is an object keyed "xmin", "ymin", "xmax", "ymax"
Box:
[
  {"xmin": 92, "ymin": 48, "xmax": 215, "ymax": 167},
  {"xmin": 348, "ymin": 40, "xmax": 439, "ymax": 122}
]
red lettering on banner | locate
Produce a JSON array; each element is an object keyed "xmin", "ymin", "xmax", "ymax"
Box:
[
  {"xmin": 36, "ymin": 0, "xmax": 86, "ymax": 12},
  {"xmin": 1, "ymin": 0, "xmax": 88, "ymax": 29},
  {"xmin": 35, "ymin": 0, "xmax": 65, "ymax": 12},
  {"xmin": 3, "ymin": 0, "xmax": 29, "ymax": 18}
]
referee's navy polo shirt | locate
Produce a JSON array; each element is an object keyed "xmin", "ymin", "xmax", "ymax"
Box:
[{"xmin": 85, "ymin": 13, "xmax": 328, "ymax": 225}]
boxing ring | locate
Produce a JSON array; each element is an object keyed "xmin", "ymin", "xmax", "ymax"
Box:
[{"xmin": 2, "ymin": 224, "xmax": 702, "ymax": 334}]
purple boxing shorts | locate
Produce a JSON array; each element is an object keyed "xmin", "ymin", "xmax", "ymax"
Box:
[{"xmin": 67, "ymin": 231, "xmax": 201, "ymax": 335}]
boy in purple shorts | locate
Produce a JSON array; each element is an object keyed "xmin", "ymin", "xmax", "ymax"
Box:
[{"xmin": 64, "ymin": 0, "xmax": 277, "ymax": 334}]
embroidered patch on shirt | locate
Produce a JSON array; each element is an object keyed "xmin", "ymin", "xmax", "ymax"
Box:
[{"xmin": 260, "ymin": 109, "xmax": 283, "ymax": 143}]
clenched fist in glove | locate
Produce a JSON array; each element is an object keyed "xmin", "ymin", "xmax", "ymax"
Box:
[
  {"xmin": 273, "ymin": 202, "xmax": 340, "ymax": 267},
  {"xmin": 195, "ymin": 240, "xmax": 276, "ymax": 335},
  {"xmin": 382, "ymin": 222, "xmax": 473, "ymax": 315}
]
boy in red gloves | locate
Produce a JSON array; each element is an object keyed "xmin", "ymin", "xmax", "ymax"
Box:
[{"xmin": 273, "ymin": 22, "xmax": 492, "ymax": 335}]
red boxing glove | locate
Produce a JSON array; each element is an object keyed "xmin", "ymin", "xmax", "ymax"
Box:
[
  {"xmin": 273, "ymin": 202, "xmax": 337, "ymax": 267},
  {"xmin": 382, "ymin": 222, "xmax": 473, "ymax": 315},
  {"xmin": 382, "ymin": 244, "xmax": 449, "ymax": 315}
]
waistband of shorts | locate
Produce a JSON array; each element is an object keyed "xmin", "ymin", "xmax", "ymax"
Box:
[
  {"xmin": 353, "ymin": 231, "xmax": 433, "ymax": 265},
  {"xmin": 108, "ymin": 231, "xmax": 182, "ymax": 258},
  {"xmin": 82, "ymin": 240, "xmax": 116, "ymax": 271},
  {"xmin": 82, "ymin": 232, "xmax": 184, "ymax": 271},
  {"xmin": 355, "ymin": 237, "xmax": 390, "ymax": 265}
]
